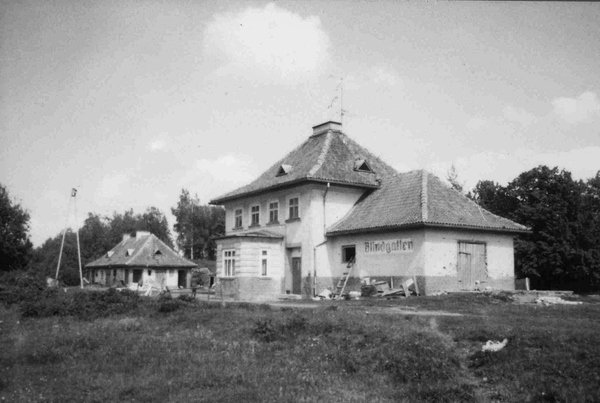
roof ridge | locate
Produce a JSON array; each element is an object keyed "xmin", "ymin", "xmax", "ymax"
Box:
[
  {"xmin": 421, "ymin": 170, "xmax": 429, "ymax": 221},
  {"xmin": 127, "ymin": 234, "xmax": 151, "ymax": 264},
  {"xmin": 307, "ymin": 131, "xmax": 332, "ymax": 177}
]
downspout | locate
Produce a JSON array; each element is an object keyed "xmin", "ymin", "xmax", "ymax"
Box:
[{"xmin": 313, "ymin": 182, "xmax": 330, "ymax": 297}]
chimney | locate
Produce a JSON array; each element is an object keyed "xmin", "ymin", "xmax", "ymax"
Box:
[
  {"xmin": 136, "ymin": 231, "xmax": 151, "ymax": 238},
  {"xmin": 122, "ymin": 233, "xmax": 131, "ymax": 242},
  {"xmin": 311, "ymin": 121, "xmax": 342, "ymax": 137}
]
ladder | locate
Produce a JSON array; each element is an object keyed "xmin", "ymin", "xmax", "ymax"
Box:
[{"xmin": 335, "ymin": 258, "xmax": 355, "ymax": 299}]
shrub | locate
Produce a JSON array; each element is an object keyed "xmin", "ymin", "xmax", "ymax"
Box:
[
  {"xmin": 0, "ymin": 271, "xmax": 46, "ymax": 306},
  {"xmin": 178, "ymin": 294, "xmax": 196, "ymax": 303},
  {"xmin": 253, "ymin": 318, "xmax": 277, "ymax": 343}
]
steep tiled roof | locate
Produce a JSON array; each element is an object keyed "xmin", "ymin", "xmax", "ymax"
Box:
[
  {"xmin": 210, "ymin": 125, "xmax": 398, "ymax": 204},
  {"xmin": 327, "ymin": 170, "xmax": 529, "ymax": 235},
  {"xmin": 85, "ymin": 233, "xmax": 196, "ymax": 268}
]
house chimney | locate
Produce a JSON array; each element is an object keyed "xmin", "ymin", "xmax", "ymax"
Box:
[
  {"xmin": 136, "ymin": 231, "xmax": 151, "ymax": 238},
  {"xmin": 311, "ymin": 121, "xmax": 342, "ymax": 137},
  {"xmin": 122, "ymin": 233, "xmax": 131, "ymax": 242}
]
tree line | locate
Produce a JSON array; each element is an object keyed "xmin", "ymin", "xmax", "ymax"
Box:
[
  {"xmin": 0, "ymin": 186, "xmax": 224, "ymax": 285},
  {"xmin": 3, "ymin": 166, "xmax": 600, "ymax": 291},
  {"xmin": 467, "ymin": 166, "xmax": 600, "ymax": 292}
]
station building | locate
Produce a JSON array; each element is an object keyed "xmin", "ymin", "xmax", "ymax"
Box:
[{"xmin": 209, "ymin": 121, "xmax": 529, "ymax": 300}]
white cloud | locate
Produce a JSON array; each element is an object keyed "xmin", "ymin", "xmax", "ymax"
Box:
[
  {"xmin": 552, "ymin": 91, "xmax": 600, "ymax": 124},
  {"xmin": 503, "ymin": 105, "xmax": 537, "ymax": 126},
  {"xmin": 203, "ymin": 3, "xmax": 330, "ymax": 82}
]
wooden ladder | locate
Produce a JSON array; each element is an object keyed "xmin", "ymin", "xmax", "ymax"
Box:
[{"xmin": 335, "ymin": 258, "xmax": 355, "ymax": 299}]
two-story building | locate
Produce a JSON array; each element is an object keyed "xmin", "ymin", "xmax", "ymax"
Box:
[{"xmin": 209, "ymin": 121, "xmax": 529, "ymax": 300}]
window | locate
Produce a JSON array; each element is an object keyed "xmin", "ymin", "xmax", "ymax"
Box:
[
  {"xmin": 354, "ymin": 158, "xmax": 373, "ymax": 173},
  {"xmin": 261, "ymin": 250, "xmax": 268, "ymax": 276},
  {"xmin": 224, "ymin": 250, "xmax": 236, "ymax": 276},
  {"xmin": 147, "ymin": 269, "xmax": 152, "ymax": 276},
  {"xmin": 133, "ymin": 269, "xmax": 142, "ymax": 283},
  {"xmin": 288, "ymin": 197, "xmax": 299, "ymax": 219},
  {"xmin": 251, "ymin": 205, "xmax": 260, "ymax": 226},
  {"xmin": 234, "ymin": 208, "xmax": 243, "ymax": 228},
  {"xmin": 269, "ymin": 201, "xmax": 279, "ymax": 223},
  {"xmin": 342, "ymin": 245, "xmax": 356, "ymax": 263},
  {"xmin": 276, "ymin": 164, "xmax": 293, "ymax": 176}
]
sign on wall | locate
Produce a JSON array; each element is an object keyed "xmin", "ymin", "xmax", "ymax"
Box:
[{"xmin": 364, "ymin": 239, "xmax": 413, "ymax": 254}]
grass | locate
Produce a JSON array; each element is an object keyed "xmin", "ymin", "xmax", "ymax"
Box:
[{"xmin": 0, "ymin": 292, "xmax": 599, "ymax": 402}]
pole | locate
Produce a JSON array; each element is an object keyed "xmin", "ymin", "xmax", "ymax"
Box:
[
  {"xmin": 55, "ymin": 197, "xmax": 72, "ymax": 280},
  {"xmin": 191, "ymin": 202, "xmax": 194, "ymax": 261},
  {"xmin": 74, "ymin": 191, "xmax": 84, "ymax": 289}
]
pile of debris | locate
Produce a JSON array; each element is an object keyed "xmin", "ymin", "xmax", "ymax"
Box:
[{"xmin": 314, "ymin": 276, "xmax": 420, "ymax": 301}]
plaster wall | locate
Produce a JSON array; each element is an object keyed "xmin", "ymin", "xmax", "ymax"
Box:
[
  {"xmin": 216, "ymin": 237, "xmax": 285, "ymax": 300},
  {"xmin": 218, "ymin": 183, "xmax": 365, "ymax": 299},
  {"xmin": 423, "ymin": 228, "xmax": 515, "ymax": 292}
]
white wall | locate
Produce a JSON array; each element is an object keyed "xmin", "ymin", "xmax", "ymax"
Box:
[
  {"xmin": 216, "ymin": 238, "xmax": 284, "ymax": 279},
  {"xmin": 323, "ymin": 229, "xmax": 425, "ymax": 278},
  {"xmin": 424, "ymin": 228, "xmax": 515, "ymax": 279}
]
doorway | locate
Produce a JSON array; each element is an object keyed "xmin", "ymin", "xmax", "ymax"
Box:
[
  {"xmin": 292, "ymin": 257, "xmax": 301, "ymax": 294},
  {"xmin": 178, "ymin": 270, "xmax": 187, "ymax": 288},
  {"xmin": 458, "ymin": 242, "xmax": 487, "ymax": 290}
]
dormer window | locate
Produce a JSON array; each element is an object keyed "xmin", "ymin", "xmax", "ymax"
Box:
[
  {"xmin": 354, "ymin": 159, "xmax": 373, "ymax": 173},
  {"xmin": 106, "ymin": 251, "xmax": 114, "ymax": 258},
  {"xmin": 276, "ymin": 164, "xmax": 293, "ymax": 177},
  {"xmin": 126, "ymin": 248, "xmax": 135, "ymax": 257},
  {"xmin": 154, "ymin": 250, "xmax": 162, "ymax": 256}
]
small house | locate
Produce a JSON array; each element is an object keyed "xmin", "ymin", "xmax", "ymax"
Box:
[
  {"xmin": 85, "ymin": 231, "xmax": 196, "ymax": 289},
  {"xmin": 209, "ymin": 121, "xmax": 529, "ymax": 300}
]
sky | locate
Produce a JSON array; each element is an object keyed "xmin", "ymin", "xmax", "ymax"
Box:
[{"xmin": 1, "ymin": 0, "xmax": 599, "ymax": 247}]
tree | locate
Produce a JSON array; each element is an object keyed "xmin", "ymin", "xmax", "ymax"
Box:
[
  {"xmin": 171, "ymin": 189, "xmax": 225, "ymax": 260},
  {"xmin": 107, "ymin": 207, "xmax": 173, "ymax": 248},
  {"xmin": 29, "ymin": 230, "xmax": 81, "ymax": 285},
  {"xmin": 0, "ymin": 183, "xmax": 33, "ymax": 272},
  {"xmin": 28, "ymin": 206, "xmax": 174, "ymax": 285},
  {"xmin": 472, "ymin": 166, "xmax": 600, "ymax": 291}
]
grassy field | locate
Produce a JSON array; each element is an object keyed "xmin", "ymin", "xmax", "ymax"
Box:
[{"xmin": 1, "ymin": 292, "xmax": 599, "ymax": 402}]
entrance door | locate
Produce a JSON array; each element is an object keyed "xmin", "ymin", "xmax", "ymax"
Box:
[
  {"xmin": 292, "ymin": 258, "xmax": 302, "ymax": 294},
  {"xmin": 458, "ymin": 242, "xmax": 487, "ymax": 290},
  {"xmin": 178, "ymin": 270, "xmax": 186, "ymax": 288}
]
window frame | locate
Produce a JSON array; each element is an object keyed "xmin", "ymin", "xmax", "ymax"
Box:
[
  {"xmin": 250, "ymin": 204, "xmax": 260, "ymax": 227},
  {"xmin": 223, "ymin": 249, "xmax": 236, "ymax": 277},
  {"xmin": 260, "ymin": 250, "xmax": 269, "ymax": 277},
  {"xmin": 288, "ymin": 196, "xmax": 300, "ymax": 220},
  {"xmin": 268, "ymin": 200, "xmax": 279, "ymax": 224},
  {"xmin": 233, "ymin": 207, "xmax": 243, "ymax": 229}
]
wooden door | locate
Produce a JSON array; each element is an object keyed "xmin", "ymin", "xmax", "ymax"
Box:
[
  {"xmin": 292, "ymin": 258, "xmax": 301, "ymax": 294},
  {"xmin": 458, "ymin": 242, "xmax": 487, "ymax": 290}
]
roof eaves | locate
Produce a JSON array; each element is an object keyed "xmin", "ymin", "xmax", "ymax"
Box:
[
  {"xmin": 326, "ymin": 221, "xmax": 531, "ymax": 237},
  {"xmin": 209, "ymin": 177, "xmax": 378, "ymax": 205}
]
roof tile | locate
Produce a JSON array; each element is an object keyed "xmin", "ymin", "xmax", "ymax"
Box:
[
  {"xmin": 85, "ymin": 233, "xmax": 196, "ymax": 268},
  {"xmin": 327, "ymin": 170, "xmax": 529, "ymax": 235}
]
